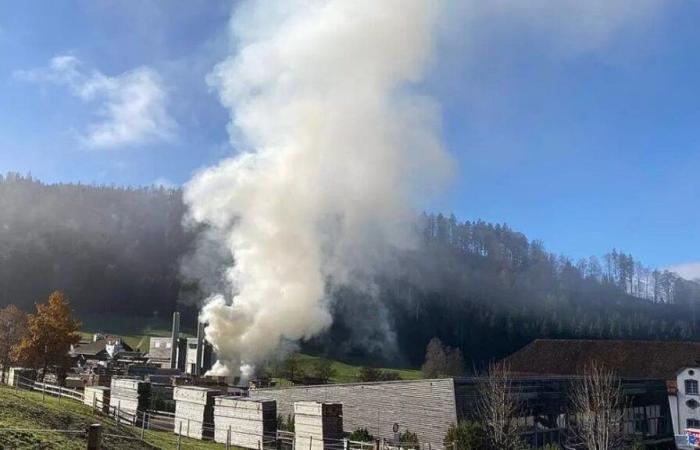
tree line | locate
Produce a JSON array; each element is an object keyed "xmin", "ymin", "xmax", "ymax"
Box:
[{"xmin": 2, "ymin": 174, "xmax": 700, "ymax": 368}]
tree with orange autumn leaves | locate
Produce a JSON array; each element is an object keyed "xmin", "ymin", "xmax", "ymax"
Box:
[
  {"xmin": 12, "ymin": 291, "xmax": 80, "ymax": 373},
  {"xmin": 0, "ymin": 304, "xmax": 27, "ymax": 382}
]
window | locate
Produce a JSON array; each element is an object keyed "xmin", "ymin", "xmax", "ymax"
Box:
[
  {"xmin": 154, "ymin": 342, "xmax": 161, "ymax": 348},
  {"xmin": 687, "ymin": 379, "xmax": 699, "ymax": 395},
  {"xmin": 166, "ymin": 342, "xmax": 172, "ymax": 349},
  {"xmin": 688, "ymin": 418, "xmax": 700, "ymax": 428}
]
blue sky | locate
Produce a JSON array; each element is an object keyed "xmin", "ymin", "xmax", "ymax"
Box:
[{"xmin": 0, "ymin": 0, "xmax": 699, "ymax": 275}]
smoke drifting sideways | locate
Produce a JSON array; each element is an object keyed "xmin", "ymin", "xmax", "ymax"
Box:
[{"xmin": 183, "ymin": 0, "xmax": 453, "ymax": 377}]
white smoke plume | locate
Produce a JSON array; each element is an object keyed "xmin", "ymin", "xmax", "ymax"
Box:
[{"xmin": 184, "ymin": 0, "xmax": 452, "ymax": 376}]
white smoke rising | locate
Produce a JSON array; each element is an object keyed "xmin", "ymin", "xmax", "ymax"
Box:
[{"xmin": 184, "ymin": 0, "xmax": 452, "ymax": 376}]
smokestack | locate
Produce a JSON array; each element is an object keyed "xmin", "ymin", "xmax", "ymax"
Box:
[
  {"xmin": 170, "ymin": 311, "xmax": 180, "ymax": 369},
  {"xmin": 195, "ymin": 321, "xmax": 204, "ymax": 376}
]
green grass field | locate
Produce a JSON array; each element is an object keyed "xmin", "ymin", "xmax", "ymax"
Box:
[
  {"xmin": 0, "ymin": 384, "xmax": 226, "ymax": 449},
  {"xmin": 78, "ymin": 314, "xmax": 421, "ymax": 383},
  {"xmin": 79, "ymin": 313, "xmax": 195, "ymax": 351},
  {"xmin": 291, "ymin": 353, "xmax": 421, "ymax": 384}
]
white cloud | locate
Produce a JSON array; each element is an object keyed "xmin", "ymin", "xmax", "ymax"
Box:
[
  {"xmin": 668, "ymin": 262, "xmax": 700, "ymax": 281},
  {"xmin": 15, "ymin": 55, "xmax": 176, "ymax": 149}
]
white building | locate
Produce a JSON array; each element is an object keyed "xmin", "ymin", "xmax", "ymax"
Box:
[{"xmin": 671, "ymin": 367, "xmax": 700, "ymax": 444}]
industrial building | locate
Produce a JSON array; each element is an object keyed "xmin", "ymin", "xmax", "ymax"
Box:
[
  {"xmin": 249, "ymin": 376, "xmax": 674, "ymax": 448},
  {"xmin": 144, "ymin": 312, "xmax": 215, "ymax": 375}
]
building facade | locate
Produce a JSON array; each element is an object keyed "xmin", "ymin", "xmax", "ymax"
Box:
[
  {"xmin": 670, "ymin": 367, "xmax": 700, "ymax": 436},
  {"xmin": 250, "ymin": 377, "xmax": 674, "ymax": 448}
]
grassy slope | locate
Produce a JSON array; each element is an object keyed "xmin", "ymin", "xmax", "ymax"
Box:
[
  {"xmin": 79, "ymin": 314, "xmax": 421, "ymax": 383},
  {"xmin": 79, "ymin": 314, "xmax": 195, "ymax": 351},
  {"xmin": 0, "ymin": 384, "xmax": 225, "ymax": 449},
  {"xmin": 293, "ymin": 353, "xmax": 421, "ymax": 383}
]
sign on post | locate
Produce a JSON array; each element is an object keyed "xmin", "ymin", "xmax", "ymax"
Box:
[{"xmin": 687, "ymin": 428, "xmax": 700, "ymax": 447}]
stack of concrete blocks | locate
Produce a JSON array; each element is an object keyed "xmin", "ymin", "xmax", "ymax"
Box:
[
  {"xmin": 8, "ymin": 368, "xmax": 36, "ymax": 388},
  {"xmin": 294, "ymin": 402, "xmax": 344, "ymax": 450},
  {"xmin": 213, "ymin": 397, "xmax": 277, "ymax": 449},
  {"xmin": 110, "ymin": 378, "xmax": 151, "ymax": 425},
  {"xmin": 84, "ymin": 386, "xmax": 111, "ymax": 413},
  {"xmin": 173, "ymin": 386, "xmax": 221, "ymax": 440}
]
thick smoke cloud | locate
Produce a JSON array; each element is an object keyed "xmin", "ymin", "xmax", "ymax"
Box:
[{"xmin": 183, "ymin": 0, "xmax": 451, "ymax": 376}]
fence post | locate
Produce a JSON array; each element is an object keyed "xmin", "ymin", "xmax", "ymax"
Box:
[
  {"xmin": 187, "ymin": 418, "xmax": 190, "ymax": 437},
  {"xmin": 177, "ymin": 421, "xmax": 182, "ymax": 450},
  {"xmin": 87, "ymin": 423, "xmax": 102, "ymax": 450},
  {"xmin": 309, "ymin": 436, "xmax": 313, "ymax": 450},
  {"xmin": 116, "ymin": 402, "xmax": 121, "ymax": 428},
  {"xmin": 226, "ymin": 426, "xmax": 231, "ymax": 450},
  {"xmin": 141, "ymin": 411, "xmax": 147, "ymax": 439},
  {"xmin": 92, "ymin": 395, "xmax": 97, "ymax": 415},
  {"xmin": 374, "ymin": 439, "xmax": 380, "ymax": 450},
  {"xmin": 58, "ymin": 386, "xmax": 62, "ymax": 404},
  {"xmin": 42, "ymin": 382, "xmax": 46, "ymax": 403},
  {"xmin": 258, "ymin": 440, "xmax": 262, "ymax": 450}
]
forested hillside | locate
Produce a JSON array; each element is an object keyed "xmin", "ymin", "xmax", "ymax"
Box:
[
  {"xmin": 1, "ymin": 173, "xmax": 700, "ymax": 367},
  {"xmin": 360, "ymin": 214, "xmax": 700, "ymax": 366},
  {"xmin": 0, "ymin": 173, "xmax": 190, "ymax": 317}
]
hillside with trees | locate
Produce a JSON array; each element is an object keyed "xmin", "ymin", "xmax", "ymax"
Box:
[
  {"xmin": 0, "ymin": 173, "xmax": 190, "ymax": 318},
  {"xmin": 1, "ymin": 173, "xmax": 700, "ymax": 368}
]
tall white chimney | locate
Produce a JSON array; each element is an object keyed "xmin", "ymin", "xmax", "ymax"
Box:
[
  {"xmin": 170, "ymin": 311, "xmax": 180, "ymax": 369},
  {"xmin": 195, "ymin": 321, "xmax": 204, "ymax": 376}
]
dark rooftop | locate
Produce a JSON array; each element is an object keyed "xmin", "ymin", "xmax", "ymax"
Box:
[
  {"xmin": 71, "ymin": 338, "xmax": 133, "ymax": 357},
  {"xmin": 501, "ymin": 339, "xmax": 700, "ymax": 380}
]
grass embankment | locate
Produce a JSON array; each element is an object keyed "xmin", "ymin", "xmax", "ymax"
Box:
[
  {"xmin": 0, "ymin": 384, "xmax": 225, "ymax": 449},
  {"xmin": 79, "ymin": 314, "xmax": 422, "ymax": 383},
  {"xmin": 79, "ymin": 314, "xmax": 194, "ymax": 352},
  {"xmin": 290, "ymin": 354, "xmax": 421, "ymax": 384}
]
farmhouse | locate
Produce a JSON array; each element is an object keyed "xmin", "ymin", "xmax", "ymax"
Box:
[{"xmin": 70, "ymin": 335, "xmax": 134, "ymax": 364}]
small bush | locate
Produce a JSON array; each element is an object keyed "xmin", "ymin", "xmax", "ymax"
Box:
[
  {"xmin": 277, "ymin": 414, "xmax": 295, "ymax": 432},
  {"xmin": 537, "ymin": 444, "xmax": 559, "ymax": 450},
  {"xmin": 348, "ymin": 428, "xmax": 375, "ymax": 442},
  {"xmin": 399, "ymin": 430, "xmax": 420, "ymax": 450},
  {"xmin": 357, "ymin": 367, "xmax": 402, "ymax": 382},
  {"xmin": 443, "ymin": 421, "xmax": 487, "ymax": 450}
]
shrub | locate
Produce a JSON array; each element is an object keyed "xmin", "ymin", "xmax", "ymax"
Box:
[
  {"xmin": 399, "ymin": 430, "xmax": 420, "ymax": 450},
  {"xmin": 348, "ymin": 428, "xmax": 375, "ymax": 442},
  {"xmin": 277, "ymin": 414, "xmax": 295, "ymax": 432},
  {"xmin": 443, "ymin": 421, "xmax": 487, "ymax": 450},
  {"xmin": 357, "ymin": 366, "xmax": 402, "ymax": 382}
]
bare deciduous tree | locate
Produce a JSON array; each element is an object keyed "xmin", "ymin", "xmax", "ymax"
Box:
[
  {"xmin": 476, "ymin": 363, "xmax": 525, "ymax": 450},
  {"xmin": 568, "ymin": 362, "xmax": 625, "ymax": 450}
]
